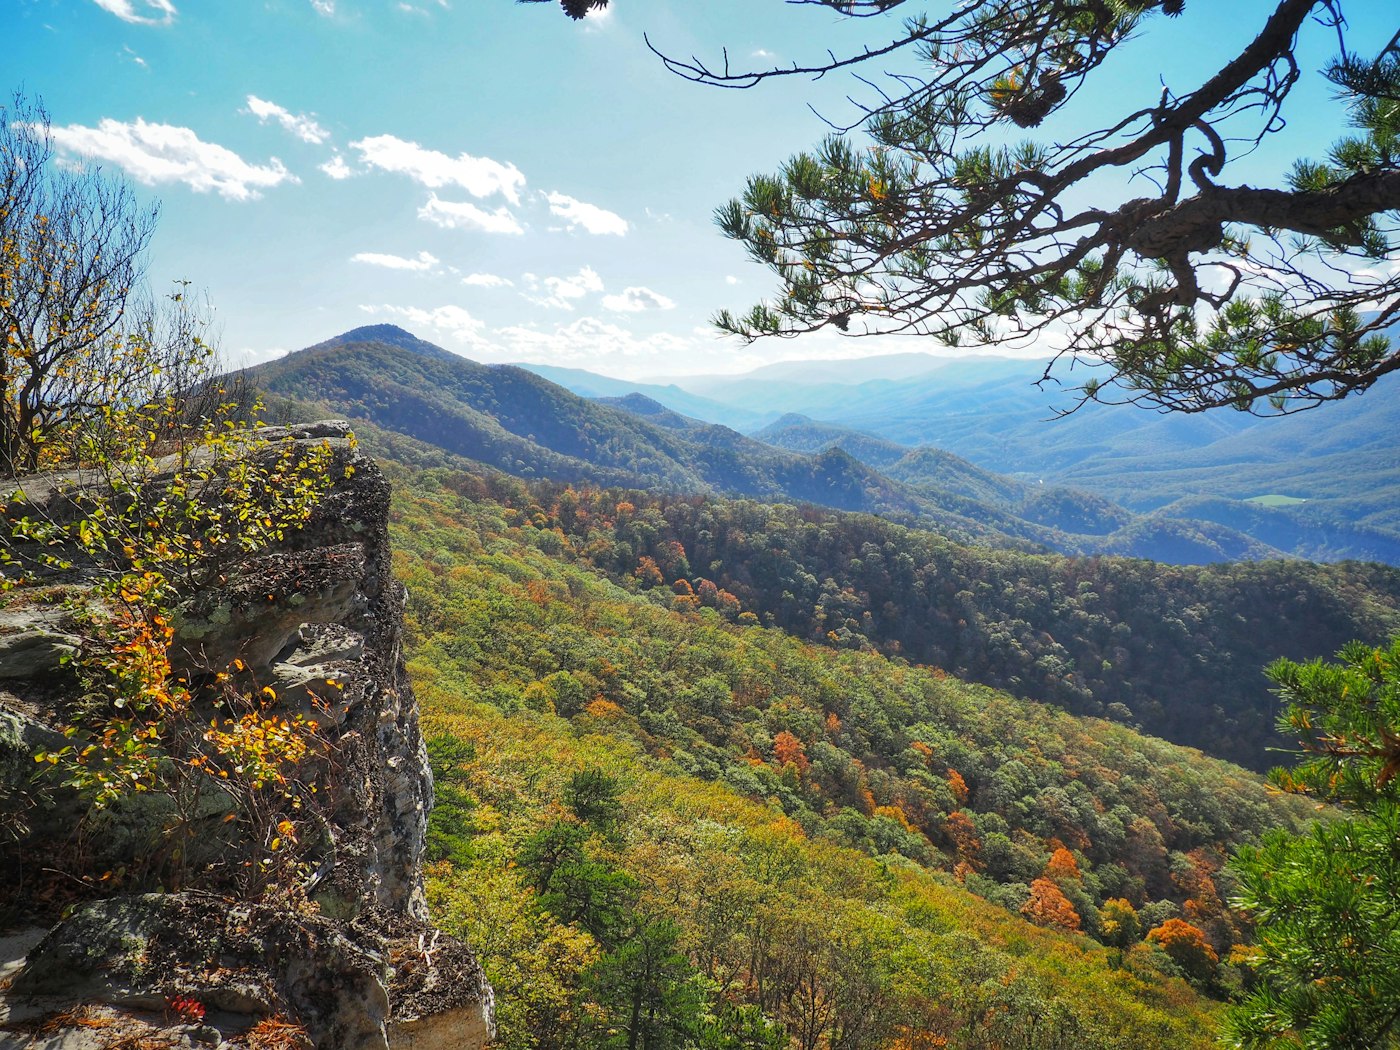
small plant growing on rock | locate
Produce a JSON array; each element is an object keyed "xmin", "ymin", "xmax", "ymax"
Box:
[
  {"xmin": 165, "ymin": 995, "xmax": 206, "ymax": 1026},
  {"xmin": 2, "ymin": 342, "xmax": 346, "ymax": 896}
]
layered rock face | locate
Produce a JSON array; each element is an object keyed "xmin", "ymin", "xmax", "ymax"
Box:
[{"xmin": 0, "ymin": 423, "xmax": 492, "ymax": 1050}]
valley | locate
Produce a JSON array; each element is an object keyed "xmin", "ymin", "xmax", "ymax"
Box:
[{"xmin": 213, "ymin": 322, "xmax": 1400, "ymax": 1044}]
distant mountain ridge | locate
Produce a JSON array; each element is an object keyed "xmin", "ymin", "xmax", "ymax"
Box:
[
  {"xmin": 753, "ymin": 414, "xmax": 1400, "ymax": 564},
  {"xmin": 527, "ymin": 350, "xmax": 1400, "ymax": 563},
  {"xmin": 517, "ymin": 363, "xmax": 767, "ymax": 431},
  {"xmin": 245, "ymin": 326, "xmax": 1362, "ymax": 564}
]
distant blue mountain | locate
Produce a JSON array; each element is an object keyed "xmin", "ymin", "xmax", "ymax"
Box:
[
  {"xmin": 515, "ymin": 363, "xmax": 769, "ymax": 431},
  {"xmin": 245, "ymin": 327, "xmax": 1311, "ymax": 565},
  {"xmin": 666, "ymin": 355, "xmax": 1400, "ymax": 561}
]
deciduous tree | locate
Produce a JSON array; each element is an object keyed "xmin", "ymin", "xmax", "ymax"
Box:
[
  {"xmin": 1098, "ymin": 898, "xmax": 1142, "ymax": 950},
  {"xmin": 1022, "ymin": 877, "xmax": 1081, "ymax": 932},
  {"xmin": 1145, "ymin": 917, "xmax": 1218, "ymax": 984},
  {"xmin": 0, "ymin": 91, "xmax": 199, "ymax": 474}
]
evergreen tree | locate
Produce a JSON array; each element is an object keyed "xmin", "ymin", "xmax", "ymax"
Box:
[
  {"xmin": 1224, "ymin": 640, "xmax": 1400, "ymax": 1048},
  {"xmin": 534, "ymin": 2, "xmax": 1400, "ymax": 415}
]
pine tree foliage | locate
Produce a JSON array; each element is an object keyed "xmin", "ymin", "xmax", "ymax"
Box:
[
  {"xmin": 514, "ymin": 0, "xmax": 608, "ymax": 21},
  {"xmin": 1224, "ymin": 639, "xmax": 1400, "ymax": 1049},
  {"xmin": 534, "ymin": 2, "xmax": 1400, "ymax": 415}
]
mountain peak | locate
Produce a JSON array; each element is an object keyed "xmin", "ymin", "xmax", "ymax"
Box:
[
  {"xmin": 613, "ymin": 393, "xmax": 669, "ymax": 415},
  {"xmin": 322, "ymin": 324, "xmax": 459, "ymax": 360},
  {"xmin": 770, "ymin": 412, "xmax": 816, "ymax": 427}
]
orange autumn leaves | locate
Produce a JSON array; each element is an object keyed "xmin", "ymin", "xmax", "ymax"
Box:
[
  {"xmin": 1021, "ymin": 848, "xmax": 1084, "ymax": 932},
  {"xmin": 772, "ymin": 730, "xmax": 810, "ymax": 776}
]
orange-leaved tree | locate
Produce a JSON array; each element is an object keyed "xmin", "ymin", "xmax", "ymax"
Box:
[
  {"xmin": 1146, "ymin": 918, "xmax": 1218, "ymax": 984},
  {"xmin": 1022, "ymin": 877, "xmax": 1081, "ymax": 932}
]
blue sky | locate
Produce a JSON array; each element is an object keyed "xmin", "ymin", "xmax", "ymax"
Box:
[{"xmin": 4, "ymin": 0, "xmax": 1382, "ymax": 378}]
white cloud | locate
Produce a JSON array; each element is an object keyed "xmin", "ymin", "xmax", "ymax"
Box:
[
  {"xmin": 359, "ymin": 303, "xmax": 485, "ymax": 342},
  {"xmin": 45, "ymin": 118, "xmax": 295, "ymax": 201},
  {"xmin": 351, "ymin": 250, "xmax": 440, "ymax": 272},
  {"xmin": 544, "ymin": 191, "xmax": 628, "ymax": 236},
  {"xmin": 352, "ymin": 134, "xmax": 524, "ymax": 203},
  {"xmin": 321, "ymin": 154, "xmax": 353, "ymax": 180},
  {"xmin": 122, "ymin": 45, "xmax": 148, "ymax": 68},
  {"xmin": 524, "ymin": 267, "xmax": 604, "ymax": 310},
  {"xmin": 418, "ymin": 194, "xmax": 523, "ymax": 235},
  {"xmin": 725, "ymin": 275, "xmax": 741, "ymax": 286},
  {"xmin": 463, "ymin": 273, "xmax": 513, "ymax": 288},
  {"xmin": 602, "ymin": 286, "xmax": 675, "ymax": 313},
  {"xmin": 310, "ymin": 0, "xmax": 335, "ymax": 14},
  {"xmin": 245, "ymin": 95, "xmax": 329, "ymax": 145},
  {"xmin": 495, "ymin": 316, "xmax": 690, "ymax": 366},
  {"xmin": 90, "ymin": 0, "xmax": 176, "ymax": 25},
  {"xmin": 354, "ymin": 304, "xmax": 720, "ymax": 375}
]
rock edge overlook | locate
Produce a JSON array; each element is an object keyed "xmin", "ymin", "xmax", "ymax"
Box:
[{"xmin": 0, "ymin": 421, "xmax": 492, "ymax": 1050}]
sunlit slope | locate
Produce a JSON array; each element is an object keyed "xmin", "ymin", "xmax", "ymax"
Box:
[
  {"xmin": 387, "ymin": 464, "xmax": 1323, "ymax": 1048},
  {"xmin": 403, "ymin": 473, "xmax": 1400, "ymax": 771}
]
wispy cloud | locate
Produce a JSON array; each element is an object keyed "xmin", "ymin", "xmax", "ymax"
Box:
[
  {"xmin": 496, "ymin": 316, "xmax": 691, "ymax": 365},
  {"xmin": 45, "ymin": 118, "xmax": 295, "ymax": 201},
  {"xmin": 310, "ymin": 0, "xmax": 335, "ymax": 14},
  {"xmin": 524, "ymin": 267, "xmax": 604, "ymax": 310},
  {"xmin": 352, "ymin": 134, "xmax": 525, "ymax": 203},
  {"xmin": 545, "ymin": 191, "xmax": 627, "ymax": 236},
  {"xmin": 602, "ymin": 286, "xmax": 676, "ymax": 313},
  {"xmin": 351, "ymin": 250, "xmax": 440, "ymax": 272},
  {"xmin": 90, "ymin": 0, "xmax": 176, "ymax": 25},
  {"xmin": 579, "ymin": 3, "xmax": 612, "ymax": 27},
  {"xmin": 359, "ymin": 303, "xmax": 484, "ymax": 341},
  {"xmin": 122, "ymin": 45, "xmax": 149, "ymax": 68},
  {"xmin": 463, "ymin": 273, "xmax": 513, "ymax": 288},
  {"xmin": 418, "ymin": 194, "xmax": 523, "ymax": 235},
  {"xmin": 357, "ymin": 303, "xmax": 696, "ymax": 372},
  {"xmin": 245, "ymin": 95, "xmax": 329, "ymax": 145}
]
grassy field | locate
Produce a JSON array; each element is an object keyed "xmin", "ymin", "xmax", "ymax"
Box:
[{"xmin": 1245, "ymin": 494, "xmax": 1309, "ymax": 507}]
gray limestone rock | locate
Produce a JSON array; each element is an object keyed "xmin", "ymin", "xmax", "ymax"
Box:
[{"xmin": 0, "ymin": 424, "xmax": 492, "ymax": 1050}]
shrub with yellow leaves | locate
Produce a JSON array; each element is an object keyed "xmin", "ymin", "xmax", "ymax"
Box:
[{"xmin": 4, "ymin": 385, "xmax": 344, "ymax": 896}]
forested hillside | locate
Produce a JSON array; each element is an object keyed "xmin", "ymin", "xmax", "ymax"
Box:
[
  {"xmin": 389, "ymin": 463, "xmax": 1322, "ymax": 1050},
  {"xmin": 244, "ymin": 328, "xmax": 1400, "ymax": 1044},
  {"xmin": 754, "ymin": 413, "xmax": 1400, "ymax": 565},
  {"xmin": 425, "ymin": 474, "xmax": 1400, "ymax": 772}
]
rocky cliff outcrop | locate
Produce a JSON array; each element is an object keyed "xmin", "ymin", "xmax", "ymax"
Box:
[{"xmin": 0, "ymin": 422, "xmax": 492, "ymax": 1049}]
